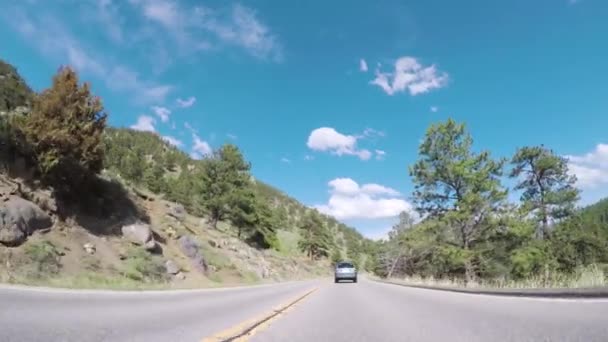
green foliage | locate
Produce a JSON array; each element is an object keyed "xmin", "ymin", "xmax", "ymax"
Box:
[
  {"xmin": 409, "ymin": 118, "xmax": 507, "ymax": 282},
  {"xmin": 510, "ymin": 145, "xmax": 579, "ymax": 239},
  {"xmin": 298, "ymin": 211, "xmax": 333, "ymax": 260},
  {"xmin": 510, "ymin": 241, "xmax": 555, "ymax": 279},
  {"xmin": 122, "ymin": 248, "xmax": 168, "ymax": 283},
  {"xmin": 330, "ymin": 249, "xmax": 343, "ymax": 265},
  {"xmin": 368, "ymin": 119, "xmax": 606, "ymax": 287},
  {"xmin": 197, "ymin": 144, "xmax": 251, "ymax": 228},
  {"xmin": 17, "ymin": 67, "xmax": 106, "ymax": 194},
  {"xmin": 23, "ymin": 241, "xmax": 62, "ymax": 279},
  {"xmin": 143, "ymin": 162, "xmax": 166, "ymax": 193},
  {"xmin": 0, "ymin": 59, "xmax": 34, "ymax": 111}
]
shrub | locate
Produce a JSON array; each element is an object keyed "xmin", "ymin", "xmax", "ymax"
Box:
[
  {"xmin": 23, "ymin": 241, "xmax": 62, "ymax": 279},
  {"xmin": 123, "ymin": 248, "xmax": 168, "ymax": 283}
]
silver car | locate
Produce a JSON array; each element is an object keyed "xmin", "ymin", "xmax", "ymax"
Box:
[{"xmin": 334, "ymin": 261, "xmax": 357, "ymax": 283}]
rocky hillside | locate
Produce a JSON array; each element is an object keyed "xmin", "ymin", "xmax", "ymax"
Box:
[
  {"xmin": 0, "ymin": 58, "xmax": 370, "ymax": 289},
  {"xmin": 0, "ymin": 60, "xmax": 33, "ymax": 112}
]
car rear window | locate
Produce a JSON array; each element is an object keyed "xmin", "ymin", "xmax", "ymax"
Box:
[{"xmin": 337, "ymin": 263, "xmax": 354, "ymax": 268}]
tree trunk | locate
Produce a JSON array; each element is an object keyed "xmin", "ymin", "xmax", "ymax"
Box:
[
  {"xmin": 387, "ymin": 250, "xmax": 403, "ymax": 279},
  {"xmin": 538, "ymin": 179, "xmax": 548, "ymax": 240},
  {"xmin": 464, "ymin": 260, "xmax": 475, "ymax": 287},
  {"xmin": 209, "ymin": 215, "xmax": 218, "ymax": 230},
  {"xmin": 463, "ymin": 236, "xmax": 474, "ymax": 286}
]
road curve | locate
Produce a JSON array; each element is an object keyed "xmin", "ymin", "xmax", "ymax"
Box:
[
  {"xmin": 0, "ymin": 280, "xmax": 319, "ymax": 342},
  {"xmin": 252, "ymin": 278, "xmax": 608, "ymax": 342},
  {"xmin": 2, "ymin": 278, "xmax": 608, "ymax": 342}
]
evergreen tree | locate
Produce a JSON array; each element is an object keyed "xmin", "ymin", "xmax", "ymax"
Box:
[
  {"xmin": 409, "ymin": 119, "xmax": 507, "ymax": 283},
  {"xmin": 298, "ymin": 211, "xmax": 333, "ymax": 260},
  {"xmin": 18, "ymin": 66, "xmax": 106, "ymax": 194},
  {"xmin": 510, "ymin": 145, "xmax": 579, "ymax": 239}
]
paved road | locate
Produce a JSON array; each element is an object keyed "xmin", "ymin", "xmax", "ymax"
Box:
[
  {"xmin": 2, "ymin": 278, "xmax": 608, "ymax": 342},
  {"xmin": 0, "ymin": 280, "xmax": 318, "ymax": 342},
  {"xmin": 253, "ymin": 278, "xmax": 608, "ymax": 342}
]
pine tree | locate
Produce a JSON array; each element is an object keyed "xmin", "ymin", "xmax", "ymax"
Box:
[
  {"xmin": 18, "ymin": 66, "xmax": 106, "ymax": 194},
  {"xmin": 510, "ymin": 145, "xmax": 579, "ymax": 239},
  {"xmin": 409, "ymin": 118, "xmax": 507, "ymax": 283},
  {"xmin": 298, "ymin": 212, "xmax": 333, "ymax": 260},
  {"xmin": 198, "ymin": 144, "xmax": 251, "ymax": 228}
]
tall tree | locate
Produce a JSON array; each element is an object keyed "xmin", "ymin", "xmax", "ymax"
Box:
[
  {"xmin": 197, "ymin": 144, "xmax": 252, "ymax": 228},
  {"xmin": 143, "ymin": 162, "xmax": 166, "ymax": 193},
  {"xmin": 385, "ymin": 211, "xmax": 415, "ymax": 278},
  {"xmin": 18, "ymin": 66, "xmax": 106, "ymax": 193},
  {"xmin": 409, "ymin": 119, "xmax": 507, "ymax": 283},
  {"xmin": 298, "ymin": 211, "xmax": 333, "ymax": 260},
  {"xmin": 510, "ymin": 145, "xmax": 579, "ymax": 239}
]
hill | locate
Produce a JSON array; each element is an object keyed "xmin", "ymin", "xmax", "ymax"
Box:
[
  {"xmin": 0, "ymin": 59, "xmax": 371, "ymax": 289},
  {"xmin": 0, "ymin": 59, "xmax": 33, "ymax": 112}
]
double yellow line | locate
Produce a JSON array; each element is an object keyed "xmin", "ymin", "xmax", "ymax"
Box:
[{"xmin": 202, "ymin": 287, "xmax": 319, "ymax": 342}]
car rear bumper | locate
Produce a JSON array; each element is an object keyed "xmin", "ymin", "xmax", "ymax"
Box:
[{"xmin": 335, "ymin": 272, "xmax": 357, "ymax": 279}]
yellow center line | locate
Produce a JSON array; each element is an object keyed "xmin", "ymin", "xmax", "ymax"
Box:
[{"xmin": 201, "ymin": 287, "xmax": 319, "ymax": 342}]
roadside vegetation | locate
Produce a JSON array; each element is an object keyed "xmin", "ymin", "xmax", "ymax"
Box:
[
  {"xmin": 0, "ymin": 58, "xmax": 370, "ymax": 288},
  {"xmin": 2, "ymin": 57, "xmax": 606, "ymax": 290},
  {"xmin": 369, "ymin": 120, "xmax": 608, "ymax": 288}
]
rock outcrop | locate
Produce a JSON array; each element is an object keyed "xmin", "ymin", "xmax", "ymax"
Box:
[
  {"xmin": 121, "ymin": 223, "xmax": 158, "ymax": 251},
  {"xmin": 178, "ymin": 235, "xmax": 208, "ymax": 273},
  {"xmin": 0, "ymin": 196, "xmax": 52, "ymax": 246}
]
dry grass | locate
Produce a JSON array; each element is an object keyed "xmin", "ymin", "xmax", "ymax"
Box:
[{"xmin": 388, "ymin": 265, "xmax": 607, "ymax": 289}]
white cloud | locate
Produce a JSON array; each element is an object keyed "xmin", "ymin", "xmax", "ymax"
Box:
[
  {"xmin": 306, "ymin": 127, "xmax": 373, "ymax": 161},
  {"xmin": 137, "ymin": 0, "xmax": 179, "ymax": 28},
  {"xmin": 314, "ymin": 178, "xmax": 411, "ymax": 220},
  {"xmin": 191, "ymin": 134, "xmax": 212, "ymax": 159},
  {"xmin": 177, "ymin": 96, "xmax": 196, "ymax": 108},
  {"xmin": 94, "ymin": 0, "xmax": 125, "ymax": 43},
  {"xmin": 151, "ymin": 106, "xmax": 171, "ymax": 122},
  {"xmin": 371, "ymin": 56, "xmax": 448, "ymax": 96},
  {"xmin": 359, "ymin": 58, "xmax": 368, "ymax": 72},
  {"xmin": 7, "ymin": 10, "xmax": 172, "ymax": 104},
  {"xmin": 567, "ymin": 143, "xmax": 608, "ymax": 189},
  {"xmin": 131, "ymin": 115, "xmax": 156, "ymax": 132},
  {"xmin": 430, "ymin": 106, "xmax": 439, "ymax": 113},
  {"xmin": 304, "ymin": 155, "xmax": 314, "ymax": 161},
  {"xmin": 225, "ymin": 4, "xmax": 282, "ymax": 60},
  {"xmin": 375, "ymin": 149, "xmax": 386, "ymax": 160},
  {"xmin": 362, "ymin": 127, "xmax": 386, "ymax": 138},
  {"xmin": 184, "ymin": 122, "xmax": 197, "ymax": 134},
  {"xmin": 227, "ymin": 133, "xmax": 238, "ymax": 140},
  {"xmin": 363, "ymin": 227, "xmax": 392, "ymax": 241},
  {"xmin": 130, "ymin": 1, "xmax": 282, "ymax": 61},
  {"xmin": 281, "ymin": 157, "xmax": 291, "ymax": 163},
  {"xmin": 162, "ymin": 135, "xmax": 183, "ymax": 147}
]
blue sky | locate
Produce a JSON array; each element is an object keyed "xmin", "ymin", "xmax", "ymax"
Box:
[{"xmin": 2, "ymin": 0, "xmax": 607, "ymax": 239}]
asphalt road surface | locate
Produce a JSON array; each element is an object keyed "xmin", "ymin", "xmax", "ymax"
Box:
[{"xmin": 2, "ymin": 278, "xmax": 608, "ymax": 342}]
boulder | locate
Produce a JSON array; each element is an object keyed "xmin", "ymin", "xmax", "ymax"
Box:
[
  {"xmin": 178, "ymin": 235, "xmax": 208, "ymax": 273},
  {"xmin": 0, "ymin": 196, "xmax": 52, "ymax": 246},
  {"xmin": 83, "ymin": 242, "xmax": 96, "ymax": 255},
  {"xmin": 165, "ymin": 260, "xmax": 180, "ymax": 275},
  {"xmin": 208, "ymin": 239, "xmax": 219, "ymax": 248},
  {"xmin": 30, "ymin": 190, "xmax": 57, "ymax": 213},
  {"xmin": 121, "ymin": 223, "xmax": 158, "ymax": 251},
  {"xmin": 175, "ymin": 272, "xmax": 186, "ymax": 280},
  {"xmin": 166, "ymin": 203, "xmax": 186, "ymax": 220}
]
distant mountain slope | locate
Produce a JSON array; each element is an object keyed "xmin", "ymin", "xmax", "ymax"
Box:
[
  {"xmin": 103, "ymin": 127, "xmax": 372, "ymax": 264},
  {"xmin": 0, "ymin": 59, "xmax": 34, "ymax": 112},
  {"xmin": 579, "ymin": 197, "xmax": 608, "ymax": 225}
]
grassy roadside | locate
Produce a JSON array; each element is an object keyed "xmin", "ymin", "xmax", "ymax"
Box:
[{"xmin": 377, "ymin": 264, "xmax": 608, "ymax": 290}]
